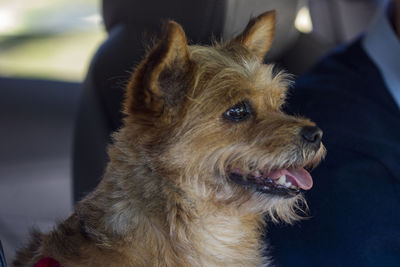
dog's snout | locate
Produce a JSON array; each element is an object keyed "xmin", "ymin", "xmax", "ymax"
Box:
[{"xmin": 301, "ymin": 126, "xmax": 323, "ymax": 145}]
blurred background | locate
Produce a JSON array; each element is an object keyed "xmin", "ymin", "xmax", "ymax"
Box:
[
  {"xmin": 0, "ymin": 0, "xmax": 104, "ymax": 263},
  {"xmin": 0, "ymin": 0, "xmax": 385, "ymax": 264},
  {"xmin": 0, "ymin": 0, "xmax": 105, "ymax": 81}
]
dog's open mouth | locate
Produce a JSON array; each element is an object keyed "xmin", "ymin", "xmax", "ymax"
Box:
[{"xmin": 228, "ymin": 167, "xmax": 313, "ymax": 197}]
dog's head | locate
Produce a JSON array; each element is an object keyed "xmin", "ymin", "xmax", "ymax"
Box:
[{"xmin": 121, "ymin": 11, "xmax": 325, "ymax": 222}]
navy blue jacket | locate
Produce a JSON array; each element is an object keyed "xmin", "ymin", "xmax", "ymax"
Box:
[{"xmin": 268, "ymin": 40, "xmax": 400, "ymax": 266}]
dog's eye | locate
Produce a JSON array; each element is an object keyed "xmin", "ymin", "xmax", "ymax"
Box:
[{"xmin": 223, "ymin": 101, "xmax": 252, "ymax": 122}]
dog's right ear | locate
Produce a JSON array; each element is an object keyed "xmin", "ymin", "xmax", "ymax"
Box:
[
  {"xmin": 228, "ymin": 10, "xmax": 276, "ymax": 61},
  {"xmin": 124, "ymin": 21, "xmax": 192, "ymax": 118}
]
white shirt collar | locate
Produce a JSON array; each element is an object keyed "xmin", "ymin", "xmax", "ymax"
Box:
[{"xmin": 362, "ymin": 5, "xmax": 400, "ymax": 110}]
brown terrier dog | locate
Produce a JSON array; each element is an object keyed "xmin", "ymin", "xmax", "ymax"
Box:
[{"xmin": 14, "ymin": 10, "xmax": 325, "ymax": 267}]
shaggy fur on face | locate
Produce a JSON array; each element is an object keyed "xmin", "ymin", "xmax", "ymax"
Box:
[{"xmin": 14, "ymin": 10, "xmax": 325, "ymax": 267}]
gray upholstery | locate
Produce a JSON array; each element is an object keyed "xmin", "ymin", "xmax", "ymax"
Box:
[{"xmin": 102, "ymin": 0, "xmax": 304, "ymax": 58}]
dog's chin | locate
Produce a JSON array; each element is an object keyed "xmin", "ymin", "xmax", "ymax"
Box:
[{"xmin": 225, "ymin": 177, "xmax": 307, "ymax": 224}]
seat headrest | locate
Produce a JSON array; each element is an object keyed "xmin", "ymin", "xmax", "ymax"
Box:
[{"xmin": 102, "ymin": 0, "xmax": 303, "ymax": 60}]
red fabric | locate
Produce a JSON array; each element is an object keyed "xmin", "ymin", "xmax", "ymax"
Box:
[{"xmin": 34, "ymin": 257, "xmax": 61, "ymax": 267}]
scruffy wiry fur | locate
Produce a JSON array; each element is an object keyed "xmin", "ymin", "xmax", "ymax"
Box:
[{"xmin": 14, "ymin": 10, "xmax": 325, "ymax": 267}]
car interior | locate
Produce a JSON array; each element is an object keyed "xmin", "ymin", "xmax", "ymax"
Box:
[{"xmin": 0, "ymin": 0, "xmax": 382, "ymax": 264}]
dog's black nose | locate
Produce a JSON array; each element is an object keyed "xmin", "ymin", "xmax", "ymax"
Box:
[{"xmin": 301, "ymin": 126, "xmax": 323, "ymax": 145}]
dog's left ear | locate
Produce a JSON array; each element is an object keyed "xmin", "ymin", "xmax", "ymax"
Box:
[
  {"xmin": 229, "ymin": 10, "xmax": 276, "ymax": 61},
  {"xmin": 124, "ymin": 20, "xmax": 192, "ymax": 117}
]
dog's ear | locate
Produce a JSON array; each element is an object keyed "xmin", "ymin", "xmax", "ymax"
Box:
[
  {"xmin": 124, "ymin": 21, "xmax": 192, "ymax": 117},
  {"xmin": 229, "ymin": 10, "xmax": 276, "ymax": 61}
]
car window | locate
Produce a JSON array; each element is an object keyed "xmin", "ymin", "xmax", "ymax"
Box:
[{"xmin": 0, "ymin": 0, "xmax": 105, "ymax": 81}]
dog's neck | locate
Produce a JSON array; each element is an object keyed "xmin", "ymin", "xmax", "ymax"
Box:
[
  {"xmin": 188, "ymin": 202, "xmax": 268, "ymax": 266},
  {"xmin": 79, "ymin": 151, "xmax": 268, "ymax": 265}
]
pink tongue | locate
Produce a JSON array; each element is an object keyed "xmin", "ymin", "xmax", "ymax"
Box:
[{"xmin": 269, "ymin": 168, "xmax": 313, "ymax": 190}]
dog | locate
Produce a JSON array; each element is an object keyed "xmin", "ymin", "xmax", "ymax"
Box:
[{"xmin": 14, "ymin": 10, "xmax": 325, "ymax": 266}]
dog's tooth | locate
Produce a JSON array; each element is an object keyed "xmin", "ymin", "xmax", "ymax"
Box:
[
  {"xmin": 262, "ymin": 185, "xmax": 269, "ymax": 191},
  {"xmin": 277, "ymin": 175, "xmax": 286, "ymax": 186},
  {"xmin": 289, "ymin": 184, "xmax": 298, "ymax": 189},
  {"xmin": 285, "ymin": 181, "xmax": 292, "ymax": 187}
]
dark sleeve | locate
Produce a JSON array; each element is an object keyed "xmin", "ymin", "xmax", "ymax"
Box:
[
  {"xmin": 269, "ymin": 147, "xmax": 400, "ymax": 267},
  {"xmin": 0, "ymin": 240, "xmax": 7, "ymax": 267},
  {"xmin": 268, "ymin": 42, "xmax": 400, "ymax": 266}
]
